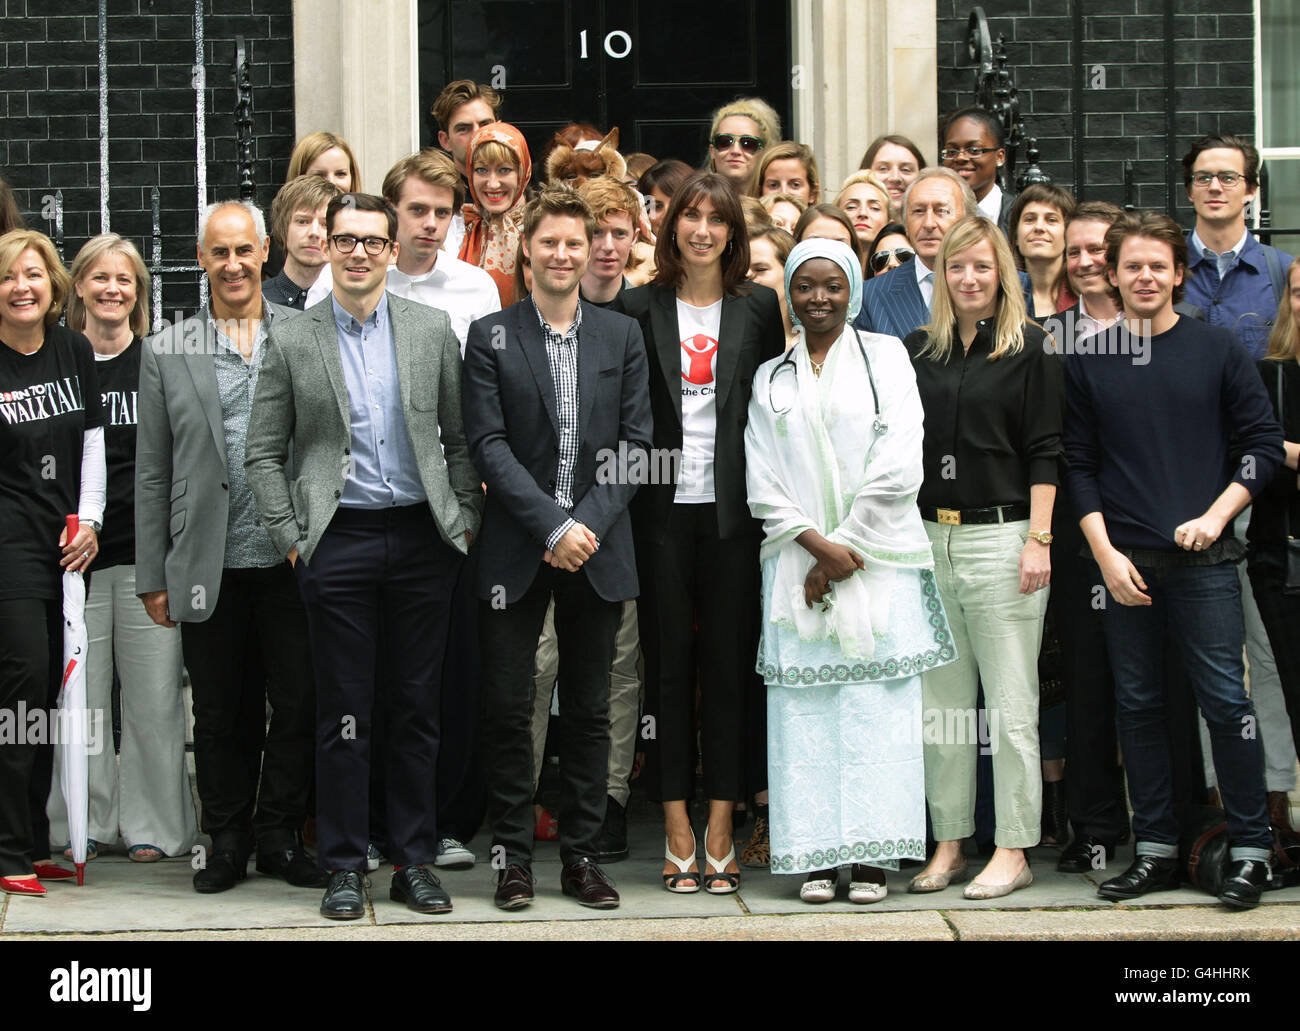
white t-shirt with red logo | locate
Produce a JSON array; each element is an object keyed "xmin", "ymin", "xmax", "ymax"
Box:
[{"xmin": 675, "ymin": 297, "xmax": 721, "ymax": 503}]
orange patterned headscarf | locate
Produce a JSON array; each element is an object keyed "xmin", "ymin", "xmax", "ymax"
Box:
[{"xmin": 459, "ymin": 122, "xmax": 532, "ymax": 307}]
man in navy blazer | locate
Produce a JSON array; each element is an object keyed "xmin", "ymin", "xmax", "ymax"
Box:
[
  {"xmin": 461, "ymin": 188, "xmax": 651, "ymax": 910},
  {"xmin": 855, "ymin": 167, "xmax": 1033, "ymax": 337}
]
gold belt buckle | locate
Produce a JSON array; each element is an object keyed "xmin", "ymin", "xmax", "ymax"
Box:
[{"xmin": 937, "ymin": 508, "xmax": 961, "ymax": 526}]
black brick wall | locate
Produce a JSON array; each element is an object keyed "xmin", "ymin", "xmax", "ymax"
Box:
[
  {"xmin": 1, "ymin": 0, "xmax": 295, "ymax": 318},
  {"xmin": 937, "ymin": 0, "xmax": 1256, "ymax": 226}
]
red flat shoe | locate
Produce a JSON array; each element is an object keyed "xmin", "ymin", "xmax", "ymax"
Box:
[
  {"xmin": 533, "ymin": 807, "xmax": 559, "ymax": 842},
  {"xmin": 33, "ymin": 862, "xmax": 77, "ymax": 881},
  {"xmin": 1, "ymin": 876, "xmax": 47, "ymax": 896}
]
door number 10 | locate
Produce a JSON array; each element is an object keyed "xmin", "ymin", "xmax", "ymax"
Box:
[{"xmin": 579, "ymin": 29, "xmax": 632, "ymax": 59}]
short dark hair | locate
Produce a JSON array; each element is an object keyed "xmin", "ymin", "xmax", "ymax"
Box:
[
  {"xmin": 637, "ymin": 158, "xmax": 693, "ymax": 202},
  {"xmin": 1105, "ymin": 211, "xmax": 1189, "ymax": 305},
  {"xmin": 651, "ymin": 171, "xmax": 751, "ymax": 295},
  {"xmin": 859, "ymin": 134, "xmax": 928, "ymax": 173},
  {"xmin": 520, "ymin": 186, "xmax": 597, "ymax": 244},
  {"xmin": 939, "ymin": 105, "xmax": 1005, "ymax": 149},
  {"xmin": 432, "ymin": 79, "xmax": 502, "ymax": 132},
  {"xmin": 326, "ymin": 193, "xmax": 397, "ymax": 241},
  {"xmin": 1181, "ymin": 132, "xmax": 1260, "ymax": 189},
  {"xmin": 1008, "ymin": 183, "xmax": 1077, "ymax": 271}
]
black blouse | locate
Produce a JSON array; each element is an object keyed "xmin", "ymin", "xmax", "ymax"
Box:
[
  {"xmin": 904, "ymin": 319, "xmax": 1064, "ymax": 511},
  {"xmin": 1246, "ymin": 357, "xmax": 1300, "ymax": 560}
]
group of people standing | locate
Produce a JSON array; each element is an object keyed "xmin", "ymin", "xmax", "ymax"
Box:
[{"xmin": 0, "ymin": 80, "xmax": 1296, "ymax": 919}]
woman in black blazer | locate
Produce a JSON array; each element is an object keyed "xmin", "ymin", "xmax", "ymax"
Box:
[{"xmin": 616, "ymin": 171, "xmax": 785, "ymax": 894}]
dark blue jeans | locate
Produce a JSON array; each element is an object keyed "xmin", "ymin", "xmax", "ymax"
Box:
[{"xmin": 1101, "ymin": 561, "xmax": 1270, "ymax": 853}]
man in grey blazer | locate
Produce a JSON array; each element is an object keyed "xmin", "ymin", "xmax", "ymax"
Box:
[
  {"xmin": 135, "ymin": 199, "xmax": 321, "ymax": 894},
  {"xmin": 245, "ymin": 193, "xmax": 483, "ymax": 920}
]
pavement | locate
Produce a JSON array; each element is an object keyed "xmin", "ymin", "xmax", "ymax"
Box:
[{"xmin": 5, "ymin": 796, "xmax": 1299, "ymax": 941}]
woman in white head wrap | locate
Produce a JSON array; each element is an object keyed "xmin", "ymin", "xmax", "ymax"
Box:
[{"xmin": 744, "ymin": 239, "xmax": 956, "ymax": 903}]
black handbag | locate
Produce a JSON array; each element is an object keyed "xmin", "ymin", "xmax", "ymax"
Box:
[{"xmin": 1275, "ymin": 364, "xmax": 1300, "ymax": 594}]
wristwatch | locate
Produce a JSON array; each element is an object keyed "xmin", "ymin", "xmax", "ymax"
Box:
[
  {"xmin": 1028, "ymin": 529, "xmax": 1053, "ymax": 545},
  {"xmin": 85, "ymin": 519, "xmax": 102, "ymax": 534}
]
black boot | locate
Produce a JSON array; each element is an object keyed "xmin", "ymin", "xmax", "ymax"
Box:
[{"xmin": 1041, "ymin": 779, "xmax": 1068, "ymax": 847}]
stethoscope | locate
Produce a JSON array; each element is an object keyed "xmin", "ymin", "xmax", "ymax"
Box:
[{"xmin": 768, "ymin": 324, "xmax": 886, "ymax": 434}]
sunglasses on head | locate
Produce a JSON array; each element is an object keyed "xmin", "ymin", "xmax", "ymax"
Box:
[
  {"xmin": 869, "ymin": 247, "xmax": 915, "ymax": 274},
  {"xmin": 712, "ymin": 133, "xmax": 764, "ymax": 154}
]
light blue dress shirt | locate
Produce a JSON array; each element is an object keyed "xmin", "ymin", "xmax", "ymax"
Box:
[{"xmin": 331, "ymin": 294, "xmax": 426, "ymax": 509}]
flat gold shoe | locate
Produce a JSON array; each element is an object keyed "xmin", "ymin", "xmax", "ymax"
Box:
[
  {"xmin": 907, "ymin": 859, "xmax": 969, "ymax": 893},
  {"xmin": 962, "ymin": 865, "xmax": 1033, "ymax": 900}
]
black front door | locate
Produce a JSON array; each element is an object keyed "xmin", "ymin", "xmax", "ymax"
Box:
[{"xmin": 418, "ymin": 0, "xmax": 792, "ymax": 169}]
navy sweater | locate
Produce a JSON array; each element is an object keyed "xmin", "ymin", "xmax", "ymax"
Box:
[{"xmin": 1064, "ymin": 316, "xmax": 1283, "ymax": 552}]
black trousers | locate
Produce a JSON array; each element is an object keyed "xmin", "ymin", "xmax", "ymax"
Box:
[
  {"xmin": 638, "ymin": 503, "xmax": 760, "ymax": 803},
  {"xmin": 1054, "ymin": 522, "xmax": 1131, "ymax": 843},
  {"xmin": 295, "ymin": 505, "xmax": 462, "ymax": 872},
  {"xmin": 479, "ymin": 563, "xmax": 621, "ymax": 867},
  {"xmin": 0, "ymin": 597, "xmax": 62, "ymax": 874},
  {"xmin": 1247, "ymin": 560, "xmax": 1300, "ymax": 752},
  {"xmin": 180, "ymin": 564, "xmax": 315, "ymax": 853},
  {"xmin": 437, "ymin": 539, "xmax": 486, "ymax": 843}
]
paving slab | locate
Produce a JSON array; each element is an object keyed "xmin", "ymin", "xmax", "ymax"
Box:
[{"xmin": 948, "ymin": 902, "xmax": 1300, "ymax": 941}]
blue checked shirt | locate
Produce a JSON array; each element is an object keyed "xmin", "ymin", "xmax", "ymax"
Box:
[{"xmin": 533, "ymin": 297, "xmax": 582, "ymax": 551}]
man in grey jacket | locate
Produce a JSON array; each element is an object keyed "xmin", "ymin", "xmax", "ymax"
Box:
[
  {"xmin": 135, "ymin": 199, "xmax": 321, "ymax": 894},
  {"xmin": 246, "ymin": 193, "xmax": 483, "ymax": 919}
]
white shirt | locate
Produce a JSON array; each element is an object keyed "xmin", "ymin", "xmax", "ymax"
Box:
[
  {"xmin": 915, "ymin": 256, "xmax": 936, "ymax": 311},
  {"xmin": 442, "ymin": 211, "xmax": 467, "ymax": 258},
  {"xmin": 1190, "ymin": 226, "xmax": 1250, "ymax": 279},
  {"xmin": 305, "ymin": 254, "xmax": 500, "ymax": 355},
  {"xmin": 977, "ymin": 182, "xmax": 1003, "ymax": 223},
  {"xmin": 1076, "ymin": 295, "xmax": 1122, "ymax": 340},
  {"xmin": 676, "ymin": 297, "xmax": 722, "ymax": 503}
]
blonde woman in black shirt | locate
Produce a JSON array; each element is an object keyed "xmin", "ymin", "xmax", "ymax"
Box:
[
  {"xmin": 45, "ymin": 235, "xmax": 198, "ymax": 866},
  {"xmin": 903, "ymin": 216, "xmax": 1064, "ymax": 899}
]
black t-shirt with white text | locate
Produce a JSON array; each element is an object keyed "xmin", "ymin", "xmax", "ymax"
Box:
[
  {"xmin": 0, "ymin": 324, "xmax": 106, "ymax": 600},
  {"xmin": 90, "ymin": 337, "xmax": 140, "ymax": 571}
]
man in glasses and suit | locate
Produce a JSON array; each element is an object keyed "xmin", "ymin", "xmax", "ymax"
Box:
[{"xmin": 246, "ymin": 193, "xmax": 483, "ymax": 919}]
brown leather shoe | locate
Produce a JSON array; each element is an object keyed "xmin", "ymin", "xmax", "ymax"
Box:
[
  {"xmin": 560, "ymin": 857, "xmax": 619, "ymax": 908},
  {"xmin": 494, "ymin": 863, "xmax": 534, "ymax": 910},
  {"xmin": 1269, "ymin": 791, "xmax": 1294, "ymax": 831}
]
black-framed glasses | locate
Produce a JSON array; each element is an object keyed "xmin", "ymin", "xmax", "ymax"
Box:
[
  {"xmin": 330, "ymin": 234, "xmax": 391, "ymax": 256},
  {"xmin": 940, "ymin": 145, "xmax": 999, "ymax": 160},
  {"xmin": 1191, "ymin": 171, "xmax": 1245, "ymax": 187},
  {"xmin": 869, "ymin": 247, "xmax": 915, "ymax": 274},
  {"xmin": 712, "ymin": 133, "xmax": 764, "ymax": 154}
]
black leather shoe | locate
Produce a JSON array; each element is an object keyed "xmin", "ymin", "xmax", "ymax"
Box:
[
  {"xmin": 494, "ymin": 863, "xmax": 535, "ymax": 910},
  {"xmin": 320, "ymin": 870, "xmax": 366, "ymax": 920},
  {"xmin": 389, "ymin": 865, "xmax": 452, "ymax": 914},
  {"xmin": 1097, "ymin": 854, "xmax": 1180, "ymax": 900},
  {"xmin": 193, "ymin": 848, "xmax": 247, "ymax": 894},
  {"xmin": 1218, "ymin": 859, "xmax": 1270, "ymax": 909},
  {"xmin": 594, "ymin": 796, "xmax": 629, "ymax": 863},
  {"xmin": 1058, "ymin": 835, "xmax": 1116, "ymax": 874},
  {"xmin": 256, "ymin": 844, "xmax": 330, "ymax": 888},
  {"xmin": 561, "ymin": 857, "xmax": 619, "ymax": 908}
]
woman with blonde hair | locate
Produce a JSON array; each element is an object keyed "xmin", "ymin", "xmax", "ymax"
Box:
[
  {"xmin": 286, "ymin": 130, "xmax": 361, "ymax": 191},
  {"xmin": 903, "ymin": 215, "xmax": 1064, "ymax": 900},
  {"xmin": 750, "ymin": 141, "xmax": 820, "ymax": 204},
  {"xmin": 0, "ymin": 230, "xmax": 106, "ymax": 895},
  {"xmin": 707, "ymin": 97, "xmax": 781, "ymax": 191},
  {"xmin": 460, "ymin": 122, "xmax": 533, "ymax": 307},
  {"xmin": 1246, "ymin": 254, "xmax": 1300, "ymax": 763},
  {"xmin": 45, "ymin": 234, "xmax": 198, "ymax": 866},
  {"xmin": 758, "ymin": 193, "xmax": 804, "ymax": 235},
  {"xmin": 835, "ymin": 171, "xmax": 891, "ymax": 254}
]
